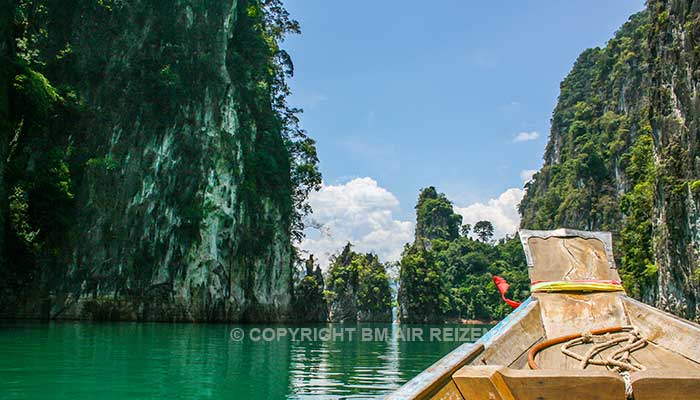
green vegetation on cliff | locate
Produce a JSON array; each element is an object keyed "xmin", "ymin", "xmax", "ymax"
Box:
[
  {"xmin": 520, "ymin": 1, "xmax": 700, "ymax": 321},
  {"xmin": 0, "ymin": 0, "xmax": 320, "ymax": 321},
  {"xmin": 414, "ymin": 187, "xmax": 463, "ymax": 242},
  {"xmin": 325, "ymin": 243, "xmax": 392, "ymax": 322},
  {"xmin": 398, "ymin": 187, "xmax": 529, "ymax": 323},
  {"xmin": 648, "ymin": 0, "xmax": 700, "ymax": 320},
  {"xmin": 518, "ymin": 12, "xmax": 657, "ymax": 301},
  {"xmin": 292, "ymin": 255, "xmax": 328, "ymax": 322}
]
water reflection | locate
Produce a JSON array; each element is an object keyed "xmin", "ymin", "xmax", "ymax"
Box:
[{"xmin": 0, "ymin": 321, "xmax": 492, "ymax": 399}]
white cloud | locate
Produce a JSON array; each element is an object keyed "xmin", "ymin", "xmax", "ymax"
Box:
[
  {"xmin": 513, "ymin": 131, "xmax": 540, "ymax": 143},
  {"xmin": 454, "ymin": 188, "xmax": 524, "ymax": 239},
  {"xmin": 302, "ymin": 177, "xmax": 529, "ymax": 268},
  {"xmin": 520, "ymin": 169, "xmax": 537, "ymax": 183},
  {"xmin": 301, "ymin": 178, "xmax": 413, "ymax": 270}
]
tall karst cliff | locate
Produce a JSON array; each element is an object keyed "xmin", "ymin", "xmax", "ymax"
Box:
[
  {"xmin": 0, "ymin": 0, "xmax": 320, "ymax": 322},
  {"xmin": 649, "ymin": 0, "xmax": 700, "ymax": 320},
  {"xmin": 519, "ymin": 12, "xmax": 656, "ymax": 301},
  {"xmin": 521, "ymin": 2, "xmax": 700, "ymax": 321}
]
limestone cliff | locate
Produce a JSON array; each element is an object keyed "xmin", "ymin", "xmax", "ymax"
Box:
[
  {"xmin": 649, "ymin": 0, "xmax": 700, "ymax": 320},
  {"xmin": 0, "ymin": 0, "xmax": 319, "ymax": 322},
  {"xmin": 519, "ymin": 12, "xmax": 657, "ymax": 302},
  {"xmin": 522, "ymin": 3, "xmax": 700, "ymax": 321}
]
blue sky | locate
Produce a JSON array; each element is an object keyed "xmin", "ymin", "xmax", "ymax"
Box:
[{"xmin": 285, "ymin": 0, "xmax": 645, "ymax": 265}]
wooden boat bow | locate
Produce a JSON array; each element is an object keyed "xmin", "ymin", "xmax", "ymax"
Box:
[{"xmin": 388, "ymin": 228, "xmax": 700, "ymax": 400}]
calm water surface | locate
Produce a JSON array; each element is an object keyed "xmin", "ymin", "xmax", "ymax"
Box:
[{"xmin": 0, "ymin": 321, "xmax": 492, "ymax": 399}]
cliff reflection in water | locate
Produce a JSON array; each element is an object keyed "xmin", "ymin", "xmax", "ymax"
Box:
[{"xmin": 0, "ymin": 321, "xmax": 491, "ymax": 399}]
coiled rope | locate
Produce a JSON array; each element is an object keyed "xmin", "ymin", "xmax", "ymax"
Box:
[{"xmin": 528, "ymin": 326, "xmax": 647, "ymax": 399}]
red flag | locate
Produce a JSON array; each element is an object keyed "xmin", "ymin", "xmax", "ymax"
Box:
[{"xmin": 493, "ymin": 275, "xmax": 521, "ymax": 309}]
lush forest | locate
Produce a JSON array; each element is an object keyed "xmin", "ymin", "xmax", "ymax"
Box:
[
  {"xmin": 292, "ymin": 243, "xmax": 394, "ymax": 323},
  {"xmin": 292, "ymin": 186, "xmax": 529, "ymax": 324},
  {"xmin": 398, "ymin": 187, "xmax": 529, "ymax": 323},
  {"xmin": 324, "ymin": 243, "xmax": 393, "ymax": 322}
]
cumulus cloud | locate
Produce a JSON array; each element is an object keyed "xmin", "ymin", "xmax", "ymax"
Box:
[
  {"xmin": 301, "ymin": 177, "xmax": 529, "ymax": 268},
  {"xmin": 513, "ymin": 131, "xmax": 540, "ymax": 143},
  {"xmin": 454, "ymin": 188, "xmax": 525, "ymax": 239},
  {"xmin": 301, "ymin": 178, "xmax": 413, "ymax": 270},
  {"xmin": 519, "ymin": 169, "xmax": 537, "ymax": 183}
]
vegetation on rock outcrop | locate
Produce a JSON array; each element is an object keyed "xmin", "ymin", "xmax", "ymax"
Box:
[
  {"xmin": 325, "ymin": 243, "xmax": 393, "ymax": 322},
  {"xmin": 519, "ymin": 12, "xmax": 658, "ymax": 302},
  {"xmin": 398, "ymin": 187, "xmax": 529, "ymax": 323},
  {"xmin": 648, "ymin": 0, "xmax": 700, "ymax": 320},
  {"xmin": 292, "ymin": 255, "xmax": 328, "ymax": 322},
  {"xmin": 521, "ymin": 2, "xmax": 700, "ymax": 321}
]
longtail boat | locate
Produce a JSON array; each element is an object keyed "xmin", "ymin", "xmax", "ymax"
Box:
[{"xmin": 388, "ymin": 228, "xmax": 700, "ymax": 400}]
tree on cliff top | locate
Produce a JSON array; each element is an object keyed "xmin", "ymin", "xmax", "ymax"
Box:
[
  {"xmin": 474, "ymin": 220, "xmax": 494, "ymax": 242},
  {"xmin": 414, "ymin": 186, "xmax": 462, "ymax": 243}
]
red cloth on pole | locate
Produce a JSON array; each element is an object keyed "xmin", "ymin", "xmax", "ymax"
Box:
[{"xmin": 493, "ymin": 275, "xmax": 521, "ymax": 309}]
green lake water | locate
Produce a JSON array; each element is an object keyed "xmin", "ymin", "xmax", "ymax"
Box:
[{"xmin": 0, "ymin": 321, "xmax": 492, "ymax": 399}]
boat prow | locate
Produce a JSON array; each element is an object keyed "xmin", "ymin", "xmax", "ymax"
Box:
[{"xmin": 388, "ymin": 228, "xmax": 700, "ymax": 400}]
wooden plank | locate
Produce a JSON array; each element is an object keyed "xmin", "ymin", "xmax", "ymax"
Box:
[
  {"xmin": 535, "ymin": 292, "xmax": 629, "ymax": 338},
  {"xmin": 386, "ymin": 343, "xmax": 484, "ymax": 400},
  {"xmin": 508, "ymin": 338, "xmax": 542, "ymax": 369},
  {"xmin": 628, "ymin": 341, "xmax": 700, "ymax": 370},
  {"xmin": 623, "ymin": 296, "xmax": 700, "ymax": 363},
  {"xmin": 428, "ymin": 380, "xmax": 464, "ymax": 400},
  {"xmin": 474, "ymin": 300, "xmax": 544, "ymax": 366},
  {"xmin": 452, "ymin": 366, "xmax": 514, "ymax": 400},
  {"xmin": 525, "ymin": 236, "xmax": 620, "ymax": 282},
  {"xmin": 533, "ymin": 342, "xmax": 604, "ymax": 370},
  {"xmin": 631, "ymin": 369, "xmax": 700, "ymax": 400},
  {"xmin": 499, "ymin": 368, "xmax": 625, "ymax": 400}
]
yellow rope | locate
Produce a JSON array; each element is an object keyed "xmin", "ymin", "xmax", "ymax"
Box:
[{"xmin": 530, "ymin": 280, "xmax": 624, "ymax": 293}]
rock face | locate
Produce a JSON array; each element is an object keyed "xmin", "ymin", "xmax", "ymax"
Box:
[
  {"xmin": 0, "ymin": 0, "xmax": 312, "ymax": 322},
  {"xmin": 649, "ymin": 0, "xmax": 700, "ymax": 320},
  {"xmin": 522, "ymin": 3, "xmax": 700, "ymax": 321},
  {"xmin": 519, "ymin": 12, "xmax": 657, "ymax": 302}
]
